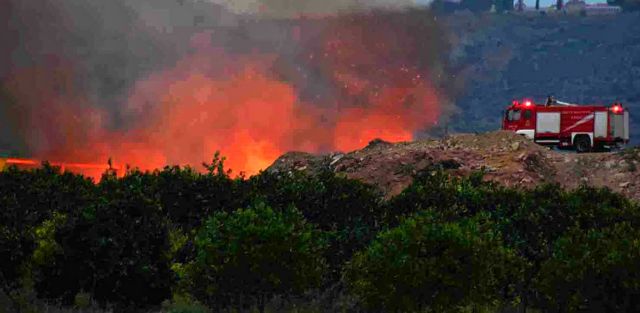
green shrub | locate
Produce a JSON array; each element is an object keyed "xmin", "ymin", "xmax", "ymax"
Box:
[
  {"xmin": 498, "ymin": 184, "xmax": 637, "ymax": 257},
  {"xmin": 608, "ymin": 0, "xmax": 640, "ymax": 11},
  {"xmin": 157, "ymin": 153, "xmax": 246, "ymax": 233},
  {"xmin": 247, "ymin": 169, "xmax": 385, "ymax": 279},
  {"xmin": 0, "ymin": 224, "xmax": 30, "ymax": 292},
  {"xmin": 494, "ymin": 184, "xmax": 639, "ymax": 310},
  {"xmin": 74, "ymin": 291, "xmax": 92, "ymax": 309},
  {"xmin": 386, "ymin": 170, "xmax": 512, "ymax": 225},
  {"xmin": 180, "ymin": 201, "xmax": 327, "ymax": 313},
  {"xmin": 167, "ymin": 303, "xmax": 209, "ymax": 313},
  {"xmin": 0, "ymin": 164, "xmax": 95, "ymax": 290},
  {"xmin": 495, "ymin": 184, "xmax": 569, "ymax": 261},
  {"xmin": 3, "ymin": 152, "xmax": 640, "ymax": 312},
  {"xmin": 33, "ymin": 170, "xmax": 172, "ymax": 307},
  {"xmin": 565, "ymin": 185, "xmax": 640, "ymax": 229},
  {"xmin": 344, "ymin": 212, "xmax": 523, "ymax": 313},
  {"xmin": 163, "ymin": 293, "xmax": 210, "ymax": 313},
  {"xmin": 536, "ymin": 222, "xmax": 640, "ymax": 312},
  {"xmin": 248, "ymin": 168, "xmax": 384, "ymax": 231},
  {"xmin": 32, "ymin": 212, "xmax": 67, "ymax": 267}
]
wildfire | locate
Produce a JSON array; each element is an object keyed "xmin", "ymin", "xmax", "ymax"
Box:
[
  {"xmin": 1, "ymin": 158, "xmax": 122, "ymax": 181},
  {"xmin": 2, "ymin": 10, "xmax": 446, "ymax": 182},
  {"xmin": 5, "ymin": 158, "xmax": 123, "ymax": 171},
  {"xmin": 5, "ymin": 158, "xmax": 37, "ymax": 166}
]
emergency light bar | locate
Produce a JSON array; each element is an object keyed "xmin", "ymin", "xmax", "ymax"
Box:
[
  {"xmin": 511, "ymin": 99, "xmax": 533, "ymax": 107},
  {"xmin": 611, "ymin": 103, "xmax": 623, "ymax": 113}
]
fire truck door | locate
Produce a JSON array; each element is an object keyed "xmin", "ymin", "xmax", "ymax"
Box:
[
  {"xmin": 611, "ymin": 112, "xmax": 626, "ymax": 139},
  {"xmin": 536, "ymin": 112, "xmax": 560, "ymax": 133},
  {"xmin": 624, "ymin": 111, "xmax": 629, "ymax": 141},
  {"xmin": 594, "ymin": 112, "xmax": 607, "ymax": 138}
]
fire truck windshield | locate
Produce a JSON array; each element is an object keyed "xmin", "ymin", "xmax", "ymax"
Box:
[{"xmin": 506, "ymin": 109, "xmax": 521, "ymax": 121}]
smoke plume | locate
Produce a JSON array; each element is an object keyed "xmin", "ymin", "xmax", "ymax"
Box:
[
  {"xmin": 0, "ymin": 0, "xmax": 454, "ymax": 179},
  {"xmin": 207, "ymin": 0, "xmax": 419, "ymax": 17}
]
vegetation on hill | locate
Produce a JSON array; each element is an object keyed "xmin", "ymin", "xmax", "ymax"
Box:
[
  {"xmin": 2, "ymin": 153, "xmax": 640, "ymax": 313},
  {"xmin": 609, "ymin": 0, "xmax": 640, "ymax": 11}
]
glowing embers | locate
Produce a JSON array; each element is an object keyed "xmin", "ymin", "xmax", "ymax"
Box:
[{"xmin": 4, "ymin": 12, "xmax": 446, "ymax": 178}]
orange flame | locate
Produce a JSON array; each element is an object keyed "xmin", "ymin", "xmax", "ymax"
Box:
[
  {"xmin": 4, "ymin": 15, "xmax": 444, "ymax": 181},
  {"xmin": 2, "ymin": 158, "xmax": 122, "ymax": 180}
]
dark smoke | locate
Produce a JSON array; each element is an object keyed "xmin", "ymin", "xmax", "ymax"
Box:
[
  {"xmin": 1, "ymin": 0, "xmax": 228, "ymax": 155},
  {"xmin": 0, "ymin": 0, "xmax": 456, "ymax": 163}
]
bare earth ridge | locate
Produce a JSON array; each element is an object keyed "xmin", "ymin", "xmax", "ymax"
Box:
[{"xmin": 267, "ymin": 131, "xmax": 640, "ymax": 201}]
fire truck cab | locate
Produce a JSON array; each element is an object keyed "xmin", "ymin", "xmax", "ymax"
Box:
[{"xmin": 502, "ymin": 99, "xmax": 630, "ymax": 152}]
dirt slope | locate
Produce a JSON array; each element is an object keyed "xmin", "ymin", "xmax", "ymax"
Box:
[{"xmin": 267, "ymin": 131, "xmax": 640, "ymax": 201}]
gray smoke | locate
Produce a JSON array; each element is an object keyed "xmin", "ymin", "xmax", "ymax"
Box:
[
  {"xmin": 0, "ymin": 0, "xmax": 454, "ymax": 159},
  {"xmin": 1, "ymin": 0, "xmax": 234, "ymax": 155},
  {"xmin": 206, "ymin": 0, "xmax": 420, "ymax": 17}
]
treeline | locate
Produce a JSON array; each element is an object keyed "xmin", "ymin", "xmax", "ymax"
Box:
[
  {"xmin": 2, "ymin": 154, "xmax": 640, "ymax": 313},
  {"xmin": 431, "ymin": 0, "xmax": 508, "ymax": 13},
  {"xmin": 432, "ymin": 0, "xmax": 640, "ymax": 13},
  {"xmin": 608, "ymin": 0, "xmax": 640, "ymax": 11}
]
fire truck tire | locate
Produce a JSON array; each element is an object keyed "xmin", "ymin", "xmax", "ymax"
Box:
[{"xmin": 574, "ymin": 135, "xmax": 591, "ymax": 153}]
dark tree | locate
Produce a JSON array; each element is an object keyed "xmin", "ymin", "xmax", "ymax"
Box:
[
  {"xmin": 495, "ymin": 0, "xmax": 515, "ymax": 12},
  {"xmin": 461, "ymin": 0, "xmax": 494, "ymax": 12},
  {"xmin": 608, "ymin": 0, "xmax": 640, "ymax": 10},
  {"xmin": 181, "ymin": 202, "xmax": 327, "ymax": 313}
]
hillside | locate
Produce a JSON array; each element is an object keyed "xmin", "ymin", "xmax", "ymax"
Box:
[
  {"xmin": 267, "ymin": 131, "xmax": 640, "ymax": 200},
  {"xmin": 443, "ymin": 12, "xmax": 640, "ymax": 143}
]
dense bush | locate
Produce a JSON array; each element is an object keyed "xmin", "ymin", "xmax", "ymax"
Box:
[
  {"xmin": 344, "ymin": 211, "xmax": 523, "ymax": 312},
  {"xmin": 387, "ymin": 171, "xmax": 640, "ymax": 311},
  {"xmin": 252, "ymin": 169, "xmax": 384, "ymax": 230},
  {"xmin": 0, "ymin": 222, "xmax": 29, "ymax": 292},
  {"xmin": 247, "ymin": 168, "xmax": 386, "ymax": 278},
  {"xmin": 32, "ymin": 170, "xmax": 172, "ymax": 307},
  {"xmin": 608, "ymin": 0, "xmax": 640, "ymax": 11},
  {"xmin": 0, "ymin": 164, "xmax": 95, "ymax": 291},
  {"xmin": 536, "ymin": 222, "xmax": 640, "ymax": 312},
  {"xmin": 177, "ymin": 201, "xmax": 327, "ymax": 313},
  {"xmin": 157, "ymin": 153, "xmax": 246, "ymax": 232},
  {"xmin": 386, "ymin": 169, "xmax": 515, "ymax": 224},
  {"xmin": 1, "ymin": 157, "xmax": 640, "ymax": 312}
]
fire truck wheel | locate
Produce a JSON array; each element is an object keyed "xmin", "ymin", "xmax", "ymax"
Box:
[{"xmin": 574, "ymin": 135, "xmax": 591, "ymax": 153}]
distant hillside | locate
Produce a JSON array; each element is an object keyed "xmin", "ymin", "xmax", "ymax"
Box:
[{"xmin": 442, "ymin": 11, "xmax": 640, "ymax": 144}]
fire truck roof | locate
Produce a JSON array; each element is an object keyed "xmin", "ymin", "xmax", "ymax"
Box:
[{"xmin": 508, "ymin": 100, "xmax": 622, "ymax": 111}]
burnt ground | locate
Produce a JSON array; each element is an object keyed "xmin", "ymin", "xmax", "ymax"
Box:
[{"xmin": 267, "ymin": 131, "xmax": 640, "ymax": 201}]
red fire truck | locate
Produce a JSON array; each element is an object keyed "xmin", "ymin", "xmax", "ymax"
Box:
[{"xmin": 502, "ymin": 98, "xmax": 630, "ymax": 152}]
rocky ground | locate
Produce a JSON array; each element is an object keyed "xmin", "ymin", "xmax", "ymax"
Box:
[{"xmin": 267, "ymin": 131, "xmax": 640, "ymax": 201}]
